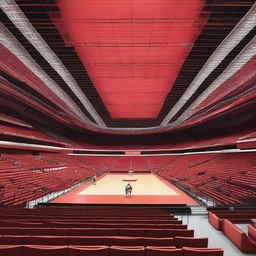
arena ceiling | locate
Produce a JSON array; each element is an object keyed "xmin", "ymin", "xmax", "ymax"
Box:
[{"xmin": 0, "ymin": 0, "xmax": 255, "ymax": 136}]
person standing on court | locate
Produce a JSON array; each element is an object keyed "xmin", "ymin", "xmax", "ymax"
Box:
[
  {"xmin": 93, "ymin": 175, "xmax": 97, "ymax": 185},
  {"xmin": 125, "ymin": 183, "xmax": 132, "ymax": 197}
]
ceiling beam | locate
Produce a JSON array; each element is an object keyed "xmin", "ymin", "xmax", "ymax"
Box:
[{"xmin": 161, "ymin": 3, "xmax": 256, "ymax": 126}]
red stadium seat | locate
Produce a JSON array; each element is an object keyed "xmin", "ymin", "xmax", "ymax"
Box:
[
  {"xmin": 110, "ymin": 246, "xmax": 144, "ymax": 256},
  {"xmin": 248, "ymin": 224, "xmax": 256, "ymax": 242},
  {"xmin": 222, "ymin": 219, "xmax": 256, "ymax": 253},
  {"xmin": 138, "ymin": 237, "xmax": 174, "ymax": 246},
  {"xmin": 0, "ymin": 245, "xmax": 24, "ymax": 256},
  {"xmin": 0, "ymin": 235, "xmax": 31, "ymax": 245},
  {"xmin": 166, "ymin": 229, "xmax": 194, "ymax": 237},
  {"xmin": 174, "ymin": 236, "xmax": 208, "ymax": 248},
  {"xmin": 183, "ymin": 247, "xmax": 224, "ymax": 256},
  {"xmin": 23, "ymin": 245, "xmax": 67, "ymax": 256},
  {"xmin": 208, "ymin": 212, "xmax": 222, "ymax": 230},
  {"xmin": 68, "ymin": 245, "xmax": 109, "ymax": 256},
  {"xmin": 109, "ymin": 236, "xmax": 142, "ymax": 246},
  {"xmin": 146, "ymin": 246, "xmax": 183, "ymax": 256},
  {"xmin": 69, "ymin": 236, "xmax": 109, "ymax": 245}
]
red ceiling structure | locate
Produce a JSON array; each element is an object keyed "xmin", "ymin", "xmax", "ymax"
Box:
[
  {"xmin": 193, "ymin": 56, "xmax": 256, "ymax": 114},
  {"xmin": 56, "ymin": 0, "xmax": 207, "ymax": 118},
  {"xmin": 0, "ymin": 0, "xmax": 255, "ymax": 150}
]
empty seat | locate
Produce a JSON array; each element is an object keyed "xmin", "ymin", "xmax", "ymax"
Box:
[
  {"xmin": 248, "ymin": 224, "xmax": 256, "ymax": 242},
  {"xmin": 0, "ymin": 235, "xmax": 108, "ymax": 246},
  {"xmin": 68, "ymin": 245, "xmax": 109, "ymax": 256},
  {"xmin": 146, "ymin": 246, "xmax": 183, "ymax": 256},
  {"xmin": 23, "ymin": 245, "xmax": 67, "ymax": 256},
  {"xmin": 139, "ymin": 237, "xmax": 174, "ymax": 246},
  {"xmin": 183, "ymin": 247, "xmax": 224, "ymax": 256},
  {"xmin": 110, "ymin": 246, "xmax": 144, "ymax": 256},
  {"xmin": 174, "ymin": 236, "xmax": 208, "ymax": 248},
  {"xmin": 0, "ymin": 245, "xmax": 23, "ymax": 256}
]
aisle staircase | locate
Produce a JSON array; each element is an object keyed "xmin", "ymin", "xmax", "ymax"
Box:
[{"xmin": 191, "ymin": 206, "xmax": 208, "ymax": 215}]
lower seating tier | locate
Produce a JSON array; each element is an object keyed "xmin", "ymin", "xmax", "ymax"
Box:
[
  {"xmin": 0, "ymin": 245, "xmax": 224, "ymax": 256},
  {"xmin": 0, "ymin": 235, "xmax": 209, "ymax": 248},
  {"xmin": 0, "ymin": 207, "xmax": 224, "ymax": 255},
  {"xmin": 208, "ymin": 210, "xmax": 256, "ymax": 253},
  {"xmin": 158, "ymin": 152, "xmax": 256, "ymax": 206}
]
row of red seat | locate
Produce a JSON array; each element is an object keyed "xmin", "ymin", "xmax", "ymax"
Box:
[
  {"xmin": 0, "ymin": 221, "xmax": 185, "ymax": 228},
  {"xmin": 0, "ymin": 205, "xmax": 172, "ymax": 216},
  {"xmin": 76, "ymin": 155, "xmax": 178, "ymax": 173},
  {"xmin": 208, "ymin": 210, "xmax": 256, "ymax": 229},
  {"xmin": 0, "ymin": 235, "xmax": 208, "ymax": 247},
  {"xmin": 0, "ymin": 167, "xmax": 97, "ymax": 206},
  {"xmin": 0, "ymin": 244, "xmax": 224, "ymax": 256},
  {"xmin": 4, "ymin": 151, "xmax": 254, "ymax": 207},
  {"xmin": 0, "ymin": 227, "xmax": 193, "ymax": 238},
  {"xmin": 208, "ymin": 210, "xmax": 256, "ymax": 253},
  {"xmin": 0, "ymin": 206, "xmax": 224, "ymax": 255},
  {"xmin": 0, "ymin": 154, "xmax": 105, "ymax": 206},
  {"xmin": 158, "ymin": 152, "xmax": 256, "ymax": 205},
  {"xmin": 80, "ymin": 155, "xmax": 177, "ymax": 173},
  {"xmin": 222, "ymin": 219, "xmax": 256, "ymax": 253},
  {"xmin": 249, "ymin": 224, "xmax": 256, "ymax": 242}
]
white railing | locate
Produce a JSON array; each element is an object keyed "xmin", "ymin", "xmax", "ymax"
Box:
[{"xmin": 25, "ymin": 178, "xmax": 89, "ymax": 208}]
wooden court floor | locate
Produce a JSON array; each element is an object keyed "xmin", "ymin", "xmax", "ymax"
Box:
[{"xmin": 53, "ymin": 174, "xmax": 198, "ymax": 205}]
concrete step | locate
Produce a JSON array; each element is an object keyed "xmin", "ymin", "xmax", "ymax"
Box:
[{"xmin": 191, "ymin": 206, "xmax": 208, "ymax": 215}]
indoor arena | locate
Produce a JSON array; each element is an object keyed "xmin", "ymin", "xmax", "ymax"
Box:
[{"xmin": 0, "ymin": 1, "xmax": 255, "ymax": 256}]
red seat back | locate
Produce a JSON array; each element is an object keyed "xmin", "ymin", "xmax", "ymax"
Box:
[
  {"xmin": 139, "ymin": 237, "xmax": 174, "ymax": 246},
  {"xmin": 23, "ymin": 245, "xmax": 67, "ymax": 256},
  {"xmin": 110, "ymin": 246, "xmax": 144, "ymax": 256},
  {"xmin": 146, "ymin": 246, "xmax": 183, "ymax": 256},
  {"xmin": 174, "ymin": 236, "xmax": 208, "ymax": 248},
  {"xmin": 68, "ymin": 245, "xmax": 109, "ymax": 256},
  {"xmin": 248, "ymin": 224, "xmax": 256, "ymax": 242},
  {"xmin": 183, "ymin": 247, "xmax": 224, "ymax": 256},
  {"xmin": 0, "ymin": 245, "xmax": 24, "ymax": 256}
]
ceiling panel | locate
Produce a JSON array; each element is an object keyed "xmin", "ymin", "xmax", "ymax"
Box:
[
  {"xmin": 2, "ymin": 0, "xmax": 254, "ymax": 132},
  {"xmin": 56, "ymin": 0, "xmax": 206, "ymax": 118}
]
